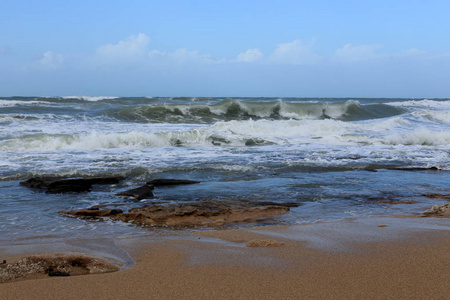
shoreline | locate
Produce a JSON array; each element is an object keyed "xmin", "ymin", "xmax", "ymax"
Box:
[{"xmin": 2, "ymin": 215, "xmax": 450, "ymax": 299}]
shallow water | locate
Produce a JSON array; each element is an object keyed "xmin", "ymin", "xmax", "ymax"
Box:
[{"xmin": 1, "ymin": 96, "xmax": 449, "ymax": 247}]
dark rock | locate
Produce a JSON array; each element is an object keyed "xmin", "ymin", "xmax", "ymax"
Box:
[
  {"xmin": 48, "ymin": 271, "xmax": 70, "ymax": 277},
  {"xmin": 19, "ymin": 177, "xmax": 60, "ymax": 189},
  {"xmin": 20, "ymin": 176, "xmax": 124, "ymax": 194},
  {"xmin": 389, "ymin": 166, "xmax": 440, "ymax": 171},
  {"xmin": 46, "ymin": 180, "xmax": 93, "ymax": 193},
  {"xmin": 116, "ymin": 184, "xmax": 154, "ymax": 200},
  {"xmin": 248, "ymin": 201, "xmax": 301, "ymax": 208},
  {"xmin": 147, "ymin": 178, "xmax": 200, "ymax": 186},
  {"xmin": 59, "ymin": 209, "xmax": 123, "ymax": 218}
]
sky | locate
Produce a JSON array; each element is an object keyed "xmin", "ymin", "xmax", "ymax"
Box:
[{"xmin": 1, "ymin": 0, "xmax": 450, "ymax": 97}]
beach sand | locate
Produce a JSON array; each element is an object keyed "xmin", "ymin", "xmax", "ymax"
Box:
[{"xmin": 1, "ymin": 216, "xmax": 449, "ymax": 300}]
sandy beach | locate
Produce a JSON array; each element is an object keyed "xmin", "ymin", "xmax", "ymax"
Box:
[{"xmin": 1, "ymin": 216, "xmax": 449, "ymax": 300}]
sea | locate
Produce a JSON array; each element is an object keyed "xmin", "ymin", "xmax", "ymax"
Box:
[{"xmin": 1, "ymin": 96, "xmax": 449, "ymax": 250}]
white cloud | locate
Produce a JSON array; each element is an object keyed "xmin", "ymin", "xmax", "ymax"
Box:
[
  {"xmin": 37, "ymin": 51, "xmax": 64, "ymax": 70},
  {"xmin": 237, "ymin": 48, "xmax": 263, "ymax": 62},
  {"xmin": 149, "ymin": 48, "xmax": 223, "ymax": 64},
  {"xmin": 334, "ymin": 44, "xmax": 384, "ymax": 62},
  {"xmin": 269, "ymin": 40, "xmax": 321, "ymax": 65},
  {"xmin": 96, "ymin": 33, "xmax": 150, "ymax": 63}
]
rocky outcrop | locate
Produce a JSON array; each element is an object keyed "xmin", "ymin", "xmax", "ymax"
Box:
[
  {"xmin": 60, "ymin": 200, "xmax": 290, "ymax": 228},
  {"xmin": 0, "ymin": 255, "xmax": 120, "ymax": 283},
  {"xmin": 20, "ymin": 176, "xmax": 124, "ymax": 193},
  {"xmin": 423, "ymin": 204, "xmax": 450, "ymax": 217},
  {"xmin": 115, "ymin": 184, "xmax": 154, "ymax": 200}
]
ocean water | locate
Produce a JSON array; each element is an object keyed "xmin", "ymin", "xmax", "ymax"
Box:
[{"xmin": 1, "ymin": 97, "xmax": 449, "ymax": 247}]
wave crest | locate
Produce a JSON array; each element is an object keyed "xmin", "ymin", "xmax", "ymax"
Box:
[{"xmin": 107, "ymin": 99, "xmax": 402, "ymax": 123}]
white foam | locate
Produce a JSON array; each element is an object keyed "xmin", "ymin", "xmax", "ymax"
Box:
[
  {"xmin": 0, "ymin": 129, "xmax": 214, "ymax": 152},
  {"xmin": 413, "ymin": 110, "xmax": 450, "ymax": 124},
  {"xmin": 61, "ymin": 96, "xmax": 119, "ymax": 101},
  {"xmin": 384, "ymin": 128, "xmax": 450, "ymax": 146},
  {"xmin": 0, "ymin": 100, "xmax": 52, "ymax": 107},
  {"xmin": 386, "ymin": 99, "xmax": 450, "ymax": 109}
]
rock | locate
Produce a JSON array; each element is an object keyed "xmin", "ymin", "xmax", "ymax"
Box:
[
  {"xmin": 59, "ymin": 209, "xmax": 123, "ymax": 218},
  {"xmin": 60, "ymin": 200, "xmax": 290, "ymax": 228},
  {"xmin": 48, "ymin": 271, "xmax": 70, "ymax": 277},
  {"xmin": 0, "ymin": 255, "xmax": 120, "ymax": 283},
  {"xmin": 246, "ymin": 239, "xmax": 285, "ymax": 247},
  {"xmin": 390, "ymin": 166, "xmax": 440, "ymax": 171},
  {"xmin": 116, "ymin": 184, "xmax": 154, "ymax": 200},
  {"xmin": 19, "ymin": 177, "xmax": 60, "ymax": 189},
  {"xmin": 147, "ymin": 179, "xmax": 200, "ymax": 186},
  {"xmin": 423, "ymin": 204, "xmax": 450, "ymax": 217},
  {"xmin": 20, "ymin": 176, "xmax": 124, "ymax": 193},
  {"xmin": 248, "ymin": 201, "xmax": 301, "ymax": 208},
  {"xmin": 423, "ymin": 194, "xmax": 450, "ymax": 200},
  {"xmin": 46, "ymin": 179, "xmax": 94, "ymax": 193}
]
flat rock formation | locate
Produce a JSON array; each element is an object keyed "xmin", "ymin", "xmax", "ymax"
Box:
[
  {"xmin": 0, "ymin": 255, "xmax": 120, "ymax": 283},
  {"xmin": 20, "ymin": 176, "xmax": 124, "ymax": 193},
  {"xmin": 60, "ymin": 201, "xmax": 290, "ymax": 228}
]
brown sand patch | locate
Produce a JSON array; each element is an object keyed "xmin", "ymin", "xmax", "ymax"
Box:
[{"xmin": 2, "ymin": 227, "xmax": 450, "ymax": 300}]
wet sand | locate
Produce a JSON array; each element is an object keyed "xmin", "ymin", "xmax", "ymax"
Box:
[{"xmin": 1, "ymin": 216, "xmax": 450, "ymax": 299}]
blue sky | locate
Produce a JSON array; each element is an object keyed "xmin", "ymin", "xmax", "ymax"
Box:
[{"xmin": 1, "ymin": 0, "xmax": 450, "ymax": 97}]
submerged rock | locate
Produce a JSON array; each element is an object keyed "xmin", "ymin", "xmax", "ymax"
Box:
[
  {"xmin": 423, "ymin": 194, "xmax": 450, "ymax": 200},
  {"xmin": 20, "ymin": 176, "xmax": 124, "ymax": 193},
  {"xmin": 60, "ymin": 200, "xmax": 290, "ymax": 228},
  {"xmin": 423, "ymin": 204, "xmax": 450, "ymax": 217},
  {"xmin": 0, "ymin": 254, "xmax": 120, "ymax": 283},
  {"xmin": 146, "ymin": 178, "xmax": 200, "ymax": 186},
  {"xmin": 59, "ymin": 208, "xmax": 124, "ymax": 218},
  {"xmin": 115, "ymin": 184, "xmax": 154, "ymax": 200},
  {"xmin": 390, "ymin": 166, "xmax": 440, "ymax": 171}
]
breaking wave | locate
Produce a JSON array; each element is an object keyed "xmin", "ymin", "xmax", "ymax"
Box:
[
  {"xmin": 60, "ymin": 96, "xmax": 120, "ymax": 101},
  {"xmin": 107, "ymin": 99, "xmax": 404, "ymax": 123}
]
